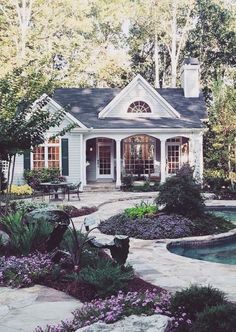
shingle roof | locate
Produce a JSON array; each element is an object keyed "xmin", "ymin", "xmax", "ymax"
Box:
[{"xmin": 53, "ymin": 87, "xmax": 207, "ymax": 129}]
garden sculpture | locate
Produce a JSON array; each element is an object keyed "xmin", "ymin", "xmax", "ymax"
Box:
[{"xmin": 24, "ymin": 209, "xmax": 70, "ymax": 251}]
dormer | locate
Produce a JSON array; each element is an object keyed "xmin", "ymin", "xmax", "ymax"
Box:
[{"xmin": 98, "ymin": 75, "xmax": 180, "ymax": 119}]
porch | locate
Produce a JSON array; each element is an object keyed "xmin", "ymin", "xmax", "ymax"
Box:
[{"xmin": 83, "ymin": 133, "xmax": 203, "ymax": 188}]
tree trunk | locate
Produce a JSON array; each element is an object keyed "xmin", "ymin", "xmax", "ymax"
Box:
[
  {"xmin": 154, "ymin": 32, "xmax": 160, "ymax": 88},
  {"xmin": 171, "ymin": 1, "xmax": 177, "ymax": 88}
]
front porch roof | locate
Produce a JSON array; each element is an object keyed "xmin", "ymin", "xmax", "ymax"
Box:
[{"xmin": 53, "ymin": 88, "xmax": 207, "ymax": 129}]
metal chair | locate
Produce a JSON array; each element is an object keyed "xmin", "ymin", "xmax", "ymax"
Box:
[{"xmin": 67, "ymin": 182, "xmax": 82, "ymax": 201}]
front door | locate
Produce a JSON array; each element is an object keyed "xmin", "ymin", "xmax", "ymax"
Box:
[{"xmin": 96, "ymin": 140, "xmax": 114, "ymax": 179}]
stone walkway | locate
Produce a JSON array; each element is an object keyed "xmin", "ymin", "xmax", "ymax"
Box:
[{"xmin": 0, "ymin": 191, "xmax": 236, "ymax": 331}]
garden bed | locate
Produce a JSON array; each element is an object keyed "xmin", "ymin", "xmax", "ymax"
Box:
[{"xmin": 99, "ymin": 212, "xmax": 235, "ymax": 240}]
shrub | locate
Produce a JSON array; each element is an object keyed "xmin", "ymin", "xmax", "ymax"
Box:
[
  {"xmin": 9, "ymin": 200, "xmax": 48, "ymax": 213},
  {"xmin": 60, "ymin": 228, "xmax": 99, "ymax": 269},
  {"xmin": 124, "ymin": 201, "xmax": 158, "ymax": 219},
  {"xmin": 191, "ymin": 213, "xmax": 234, "ymax": 236},
  {"xmin": 0, "ymin": 170, "xmax": 7, "ymax": 193},
  {"xmin": 203, "ymin": 169, "xmax": 230, "ymax": 192},
  {"xmin": 8, "ymin": 184, "xmax": 33, "ymax": 196},
  {"xmin": 121, "ymin": 174, "xmax": 133, "ymax": 189},
  {"xmin": 0, "ymin": 253, "xmax": 53, "ymax": 287},
  {"xmin": 78, "ymin": 259, "xmax": 134, "ymax": 297},
  {"xmin": 170, "ymin": 285, "xmax": 226, "ymax": 321},
  {"xmin": 156, "ymin": 164, "xmax": 204, "ymax": 217},
  {"xmin": 99, "ymin": 213, "xmax": 194, "ymax": 239},
  {"xmin": 191, "ymin": 303, "xmax": 236, "ymax": 332},
  {"xmin": 35, "ymin": 289, "xmax": 171, "ymax": 331},
  {"xmin": 24, "ymin": 168, "xmax": 64, "ymax": 189},
  {"xmin": 0, "ymin": 211, "xmax": 53, "ymax": 255},
  {"xmin": 61, "ymin": 205, "xmax": 98, "ymax": 218}
]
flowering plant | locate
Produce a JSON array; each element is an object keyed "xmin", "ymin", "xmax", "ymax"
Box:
[
  {"xmin": 0, "ymin": 253, "xmax": 53, "ymax": 287},
  {"xmin": 7, "ymin": 184, "xmax": 33, "ymax": 196}
]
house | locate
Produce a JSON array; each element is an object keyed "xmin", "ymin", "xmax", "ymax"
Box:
[{"xmin": 14, "ymin": 58, "xmax": 207, "ymax": 189}]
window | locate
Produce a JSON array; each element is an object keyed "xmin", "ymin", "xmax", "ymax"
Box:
[
  {"xmin": 123, "ymin": 135, "xmax": 155, "ymax": 175},
  {"xmin": 167, "ymin": 145, "xmax": 180, "ymax": 174},
  {"xmin": 127, "ymin": 101, "xmax": 151, "ymax": 113},
  {"xmin": 33, "ymin": 138, "xmax": 60, "ymax": 170},
  {"xmin": 0, "ymin": 160, "xmax": 9, "ymax": 174}
]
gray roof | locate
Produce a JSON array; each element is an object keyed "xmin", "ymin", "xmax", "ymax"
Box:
[{"xmin": 53, "ymin": 88, "xmax": 207, "ymax": 129}]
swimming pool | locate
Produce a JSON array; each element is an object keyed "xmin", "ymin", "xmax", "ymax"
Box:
[
  {"xmin": 168, "ymin": 236, "xmax": 236, "ymax": 265},
  {"xmin": 168, "ymin": 207, "xmax": 236, "ymax": 265},
  {"xmin": 207, "ymin": 208, "xmax": 236, "ymax": 225}
]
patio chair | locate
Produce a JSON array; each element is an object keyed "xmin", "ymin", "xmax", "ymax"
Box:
[{"xmin": 67, "ymin": 182, "xmax": 82, "ymax": 201}]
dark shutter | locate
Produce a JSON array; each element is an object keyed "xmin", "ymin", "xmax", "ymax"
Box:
[
  {"xmin": 61, "ymin": 138, "xmax": 69, "ymax": 176},
  {"xmin": 23, "ymin": 150, "xmax": 31, "ymax": 170}
]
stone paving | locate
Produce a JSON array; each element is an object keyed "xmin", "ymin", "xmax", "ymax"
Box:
[{"xmin": 0, "ymin": 191, "xmax": 236, "ymax": 331}]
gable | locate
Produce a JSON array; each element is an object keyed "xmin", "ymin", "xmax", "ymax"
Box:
[
  {"xmin": 98, "ymin": 75, "xmax": 180, "ymax": 119},
  {"xmin": 43, "ymin": 94, "xmax": 87, "ymax": 130}
]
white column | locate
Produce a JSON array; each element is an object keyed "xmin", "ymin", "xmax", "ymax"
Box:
[
  {"xmin": 160, "ymin": 138, "xmax": 166, "ymax": 183},
  {"xmin": 116, "ymin": 139, "xmax": 121, "ymax": 187},
  {"xmin": 194, "ymin": 134, "xmax": 203, "ymax": 182},
  {"xmin": 83, "ymin": 138, "xmax": 87, "ymax": 187}
]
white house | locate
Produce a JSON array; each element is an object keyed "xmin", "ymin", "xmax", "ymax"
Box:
[{"xmin": 14, "ymin": 58, "xmax": 207, "ymax": 189}]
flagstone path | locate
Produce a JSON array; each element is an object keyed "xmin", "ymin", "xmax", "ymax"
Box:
[{"xmin": 0, "ymin": 191, "xmax": 236, "ymax": 331}]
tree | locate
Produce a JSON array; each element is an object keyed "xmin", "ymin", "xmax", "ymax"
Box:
[
  {"xmin": 0, "ymin": 66, "xmax": 66, "ymax": 196},
  {"xmin": 0, "ymin": 0, "xmax": 131, "ymax": 87},
  {"xmin": 128, "ymin": 0, "xmax": 195, "ymax": 87},
  {"xmin": 204, "ymin": 81, "xmax": 236, "ymax": 173},
  {"xmin": 185, "ymin": 0, "xmax": 236, "ymax": 90}
]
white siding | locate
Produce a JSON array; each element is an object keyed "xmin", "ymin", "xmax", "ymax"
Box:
[
  {"xmin": 104, "ymin": 81, "xmax": 174, "ymax": 118},
  {"xmin": 65, "ymin": 132, "xmax": 82, "ymax": 184},
  {"xmin": 13, "ymin": 154, "xmax": 24, "ymax": 184}
]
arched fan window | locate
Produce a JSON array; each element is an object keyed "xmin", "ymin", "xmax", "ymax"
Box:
[{"xmin": 127, "ymin": 101, "xmax": 151, "ymax": 113}]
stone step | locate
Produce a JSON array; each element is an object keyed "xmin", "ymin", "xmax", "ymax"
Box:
[{"xmin": 83, "ymin": 184, "xmax": 119, "ymax": 192}]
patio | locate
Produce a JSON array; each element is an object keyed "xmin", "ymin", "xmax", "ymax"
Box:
[{"xmin": 0, "ymin": 192, "xmax": 236, "ymax": 331}]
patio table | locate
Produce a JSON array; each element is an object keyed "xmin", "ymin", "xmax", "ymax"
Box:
[{"xmin": 39, "ymin": 182, "xmax": 71, "ymax": 201}]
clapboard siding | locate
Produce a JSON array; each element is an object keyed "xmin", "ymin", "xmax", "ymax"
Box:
[
  {"xmin": 106, "ymin": 82, "xmax": 172, "ymax": 118},
  {"xmin": 65, "ymin": 133, "xmax": 82, "ymax": 184}
]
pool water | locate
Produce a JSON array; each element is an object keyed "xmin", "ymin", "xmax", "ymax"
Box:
[
  {"xmin": 209, "ymin": 209, "xmax": 236, "ymax": 225},
  {"xmin": 169, "ymin": 207, "xmax": 236, "ymax": 265},
  {"xmin": 169, "ymin": 240, "xmax": 236, "ymax": 265}
]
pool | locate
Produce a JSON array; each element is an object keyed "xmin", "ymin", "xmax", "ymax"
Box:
[
  {"xmin": 207, "ymin": 207, "xmax": 236, "ymax": 225},
  {"xmin": 168, "ymin": 236, "xmax": 236, "ymax": 265}
]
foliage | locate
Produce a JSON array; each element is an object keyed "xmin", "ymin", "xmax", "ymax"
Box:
[
  {"xmin": 121, "ymin": 174, "xmax": 134, "ymax": 189},
  {"xmin": 203, "ymin": 169, "xmax": 230, "ymax": 192},
  {"xmin": 35, "ymin": 290, "xmax": 172, "ymax": 331},
  {"xmin": 78, "ymin": 259, "xmax": 134, "ymax": 297},
  {"xmin": 9, "ymin": 200, "xmax": 48, "ymax": 214},
  {"xmin": 24, "ymin": 168, "xmax": 63, "ymax": 189},
  {"xmin": 0, "ymin": 170, "xmax": 7, "ymax": 193},
  {"xmin": 124, "ymin": 201, "xmax": 158, "ymax": 219},
  {"xmin": 61, "ymin": 205, "xmax": 98, "ymax": 218},
  {"xmin": 156, "ymin": 165, "xmax": 204, "ymax": 217},
  {"xmin": 6, "ymin": 184, "xmax": 33, "ymax": 196},
  {"xmin": 0, "ymin": 253, "xmax": 53, "ymax": 288},
  {"xmin": 170, "ymin": 285, "xmax": 226, "ymax": 321},
  {"xmin": 99, "ymin": 213, "xmax": 194, "ymax": 240},
  {"xmin": 185, "ymin": 0, "xmax": 236, "ymax": 90},
  {"xmin": 0, "ymin": 211, "xmax": 53, "ymax": 255},
  {"xmin": 123, "ymin": 181, "xmax": 160, "ymax": 192},
  {"xmin": 58, "ymin": 221, "xmax": 99, "ymax": 271},
  {"xmin": 204, "ymin": 82, "xmax": 236, "ymax": 174},
  {"xmin": 191, "ymin": 213, "xmax": 234, "ymax": 236},
  {"xmin": 191, "ymin": 303, "xmax": 236, "ymax": 332}
]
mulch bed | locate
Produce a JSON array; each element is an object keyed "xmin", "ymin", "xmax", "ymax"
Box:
[{"xmin": 39, "ymin": 276, "xmax": 165, "ymax": 303}]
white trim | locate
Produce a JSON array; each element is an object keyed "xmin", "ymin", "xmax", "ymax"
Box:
[
  {"xmin": 40, "ymin": 94, "xmax": 88, "ymax": 129},
  {"xmin": 96, "ymin": 139, "xmax": 114, "ymax": 180},
  {"xmin": 98, "ymin": 74, "xmax": 180, "ymax": 119}
]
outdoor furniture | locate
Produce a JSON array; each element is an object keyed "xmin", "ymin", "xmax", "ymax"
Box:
[
  {"xmin": 39, "ymin": 182, "xmax": 70, "ymax": 201},
  {"xmin": 67, "ymin": 182, "xmax": 82, "ymax": 201}
]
